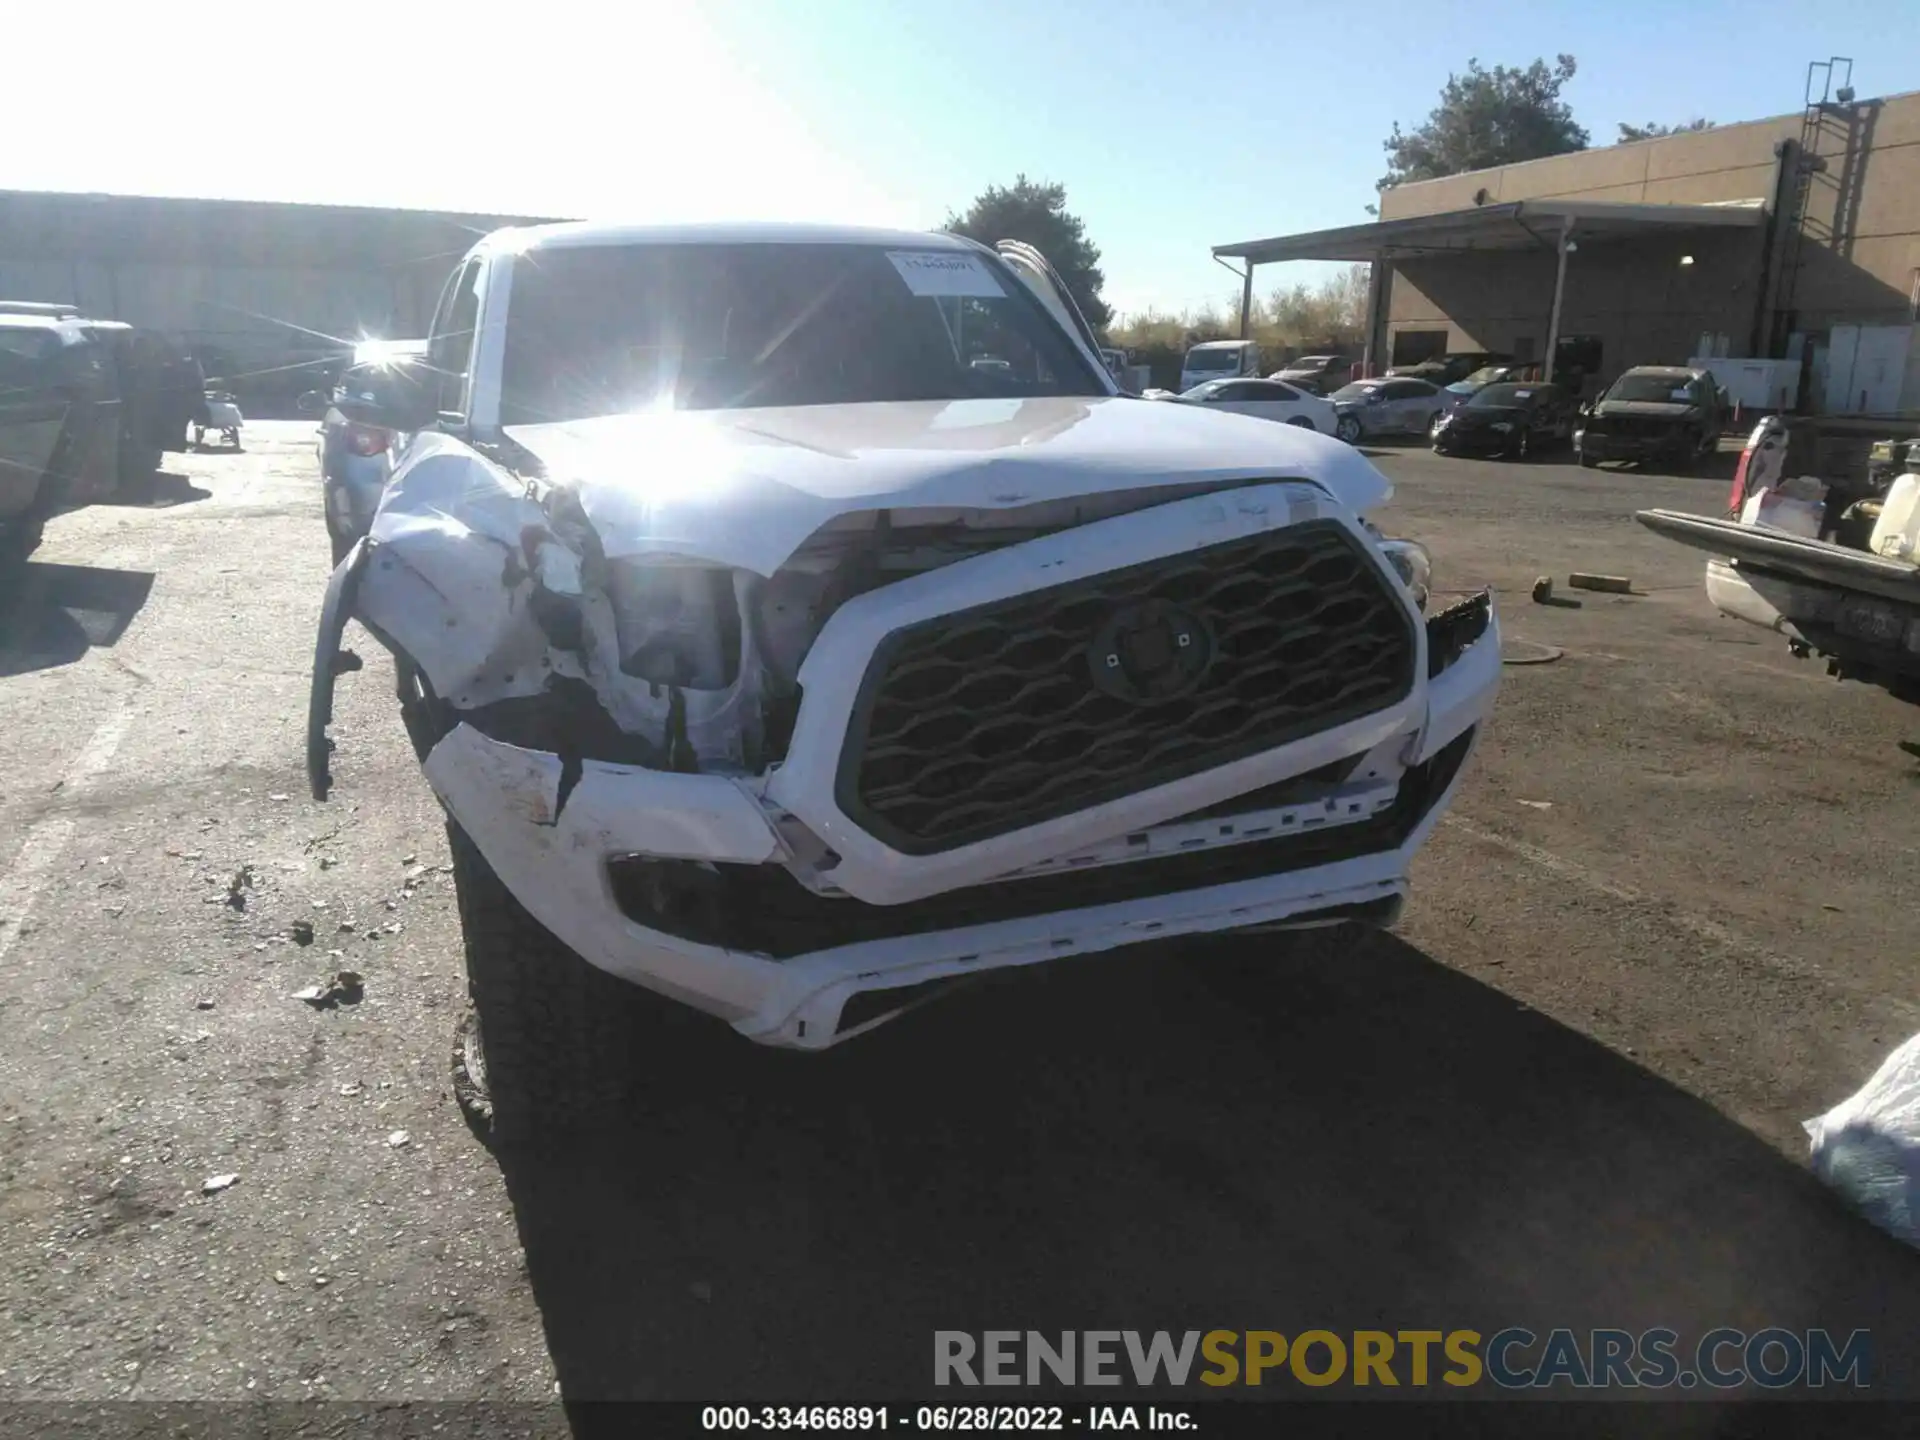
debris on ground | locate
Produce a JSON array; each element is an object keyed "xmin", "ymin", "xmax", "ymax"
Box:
[
  {"xmin": 268, "ymin": 793, "xmax": 289, "ymax": 802},
  {"xmin": 689, "ymin": 1281, "xmax": 713, "ymax": 1302},
  {"xmin": 386, "ymin": 1130, "xmax": 412, "ymax": 1149},
  {"xmin": 1806, "ymin": 1032, "xmax": 1920, "ymax": 1249},
  {"xmin": 226, "ymin": 865, "xmax": 255, "ymax": 911},
  {"xmin": 337, "ymin": 919, "xmax": 356, "ymax": 933},
  {"xmin": 318, "ymin": 856, "xmax": 337, "ymax": 870},
  {"xmin": 1568, "ymin": 572, "xmax": 1634, "ymax": 594},
  {"xmin": 289, "ymin": 919, "xmax": 315, "ymax": 947},
  {"xmin": 1517, "ymin": 800, "xmax": 1553, "ymax": 810},
  {"xmin": 201, "ymin": 1174, "xmax": 239, "ymax": 1195},
  {"xmin": 1500, "ymin": 640, "xmax": 1565, "ymax": 666},
  {"xmin": 292, "ymin": 970, "xmax": 365, "ymax": 1009},
  {"xmin": 1531, "ymin": 576, "xmax": 1554, "ymax": 604},
  {"xmin": 195, "ymin": 998, "xmax": 216, "ymax": 1010},
  {"xmin": 401, "ymin": 853, "xmax": 417, "ymax": 866}
]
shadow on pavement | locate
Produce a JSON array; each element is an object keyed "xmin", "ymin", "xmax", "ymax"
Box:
[
  {"xmin": 487, "ymin": 931, "xmax": 1920, "ymax": 1413},
  {"xmin": 0, "ymin": 561, "xmax": 156, "ymax": 676},
  {"xmin": 98, "ymin": 471, "xmax": 213, "ymax": 509}
]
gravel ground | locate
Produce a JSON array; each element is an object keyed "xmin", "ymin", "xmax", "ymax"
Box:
[{"xmin": 1, "ymin": 424, "xmax": 1918, "ymax": 1415}]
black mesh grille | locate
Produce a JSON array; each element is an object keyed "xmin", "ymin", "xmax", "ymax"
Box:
[{"xmin": 836, "ymin": 520, "xmax": 1417, "ymax": 854}]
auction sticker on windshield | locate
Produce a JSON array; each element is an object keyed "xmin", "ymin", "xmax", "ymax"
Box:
[{"xmin": 889, "ymin": 251, "xmax": 1006, "ymax": 298}]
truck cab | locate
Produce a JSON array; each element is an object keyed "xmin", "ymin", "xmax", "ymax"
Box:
[{"xmin": 1179, "ymin": 340, "xmax": 1261, "ymax": 393}]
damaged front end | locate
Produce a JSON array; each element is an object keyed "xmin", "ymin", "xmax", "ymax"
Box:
[{"xmin": 310, "ymin": 437, "xmax": 1499, "ymax": 1047}]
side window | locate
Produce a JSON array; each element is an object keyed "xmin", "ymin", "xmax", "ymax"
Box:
[
  {"xmin": 1211, "ymin": 381, "xmax": 1252, "ymax": 401},
  {"xmin": 1265, "ymin": 382, "xmax": 1302, "ymax": 402},
  {"xmin": 426, "ymin": 261, "xmax": 483, "ymax": 416},
  {"xmin": 0, "ymin": 331, "xmax": 56, "ymax": 394}
]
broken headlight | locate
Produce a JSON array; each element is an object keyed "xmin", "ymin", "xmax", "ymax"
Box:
[
  {"xmin": 605, "ymin": 560, "xmax": 742, "ymax": 689},
  {"xmin": 1374, "ymin": 537, "xmax": 1432, "ymax": 611}
]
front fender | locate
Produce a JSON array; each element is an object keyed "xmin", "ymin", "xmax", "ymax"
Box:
[{"xmin": 308, "ymin": 537, "xmax": 371, "ymax": 800}]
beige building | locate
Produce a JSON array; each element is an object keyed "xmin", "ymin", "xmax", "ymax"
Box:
[
  {"xmin": 0, "ymin": 190, "xmax": 558, "ymax": 402},
  {"xmin": 1216, "ymin": 85, "xmax": 1920, "ymax": 415}
]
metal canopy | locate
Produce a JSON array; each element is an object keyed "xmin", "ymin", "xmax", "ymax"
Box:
[{"xmin": 1213, "ymin": 198, "xmax": 1766, "ymax": 265}]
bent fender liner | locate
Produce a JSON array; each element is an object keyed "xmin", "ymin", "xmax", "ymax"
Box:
[{"xmin": 308, "ymin": 537, "xmax": 371, "ymax": 800}]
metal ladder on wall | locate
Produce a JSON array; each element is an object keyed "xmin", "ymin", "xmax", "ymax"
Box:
[{"xmin": 1775, "ymin": 57, "xmax": 1854, "ymax": 336}]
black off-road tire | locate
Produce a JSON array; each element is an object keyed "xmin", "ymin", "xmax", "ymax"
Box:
[{"xmin": 447, "ymin": 823, "xmax": 649, "ymax": 1146}]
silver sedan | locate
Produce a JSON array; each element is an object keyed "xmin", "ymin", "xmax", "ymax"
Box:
[{"xmin": 1329, "ymin": 377, "xmax": 1446, "ymax": 444}]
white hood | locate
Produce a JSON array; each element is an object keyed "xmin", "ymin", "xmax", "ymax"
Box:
[{"xmin": 503, "ymin": 395, "xmax": 1391, "ymax": 575}]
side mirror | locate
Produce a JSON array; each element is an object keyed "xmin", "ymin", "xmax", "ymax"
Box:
[
  {"xmin": 334, "ymin": 360, "xmax": 435, "ymax": 432},
  {"xmin": 296, "ymin": 389, "xmax": 328, "ymax": 417}
]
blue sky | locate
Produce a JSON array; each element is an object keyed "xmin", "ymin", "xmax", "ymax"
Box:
[{"xmin": 7, "ymin": 0, "xmax": 1912, "ymax": 319}]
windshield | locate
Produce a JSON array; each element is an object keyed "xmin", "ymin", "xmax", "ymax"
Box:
[
  {"xmin": 1184, "ymin": 349, "xmax": 1241, "ymax": 373},
  {"xmin": 1179, "ymin": 381, "xmax": 1227, "ymax": 400},
  {"xmin": 496, "ymin": 242, "xmax": 1102, "ymax": 424},
  {"xmin": 1330, "ymin": 381, "xmax": 1381, "ymax": 402},
  {"xmin": 1462, "ymin": 365, "xmax": 1508, "ymax": 385},
  {"xmin": 1288, "ymin": 356, "xmax": 1333, "ymax": 370},
  {"xmin": 1605, "ymin": 372, "xmax": 1699, "ymax": 404},
  {"xmin": 1467, "ymin": 383, "xmax": 1540, "ymax": 409}
]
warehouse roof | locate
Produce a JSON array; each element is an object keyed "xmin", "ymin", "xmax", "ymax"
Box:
[{"xmin": 1214, "ymin": 198, "xmax": 1767, "ymax": 265}]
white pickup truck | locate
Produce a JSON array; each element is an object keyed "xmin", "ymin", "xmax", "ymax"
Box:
[{"xmin": 306, "ymin": 221, "xmax": 1499, "ymax": 1137}]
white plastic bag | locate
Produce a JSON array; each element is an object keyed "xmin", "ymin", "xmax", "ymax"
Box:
[{"xmin": 1804, "ymin": 1033, "xmax": 1920, "ymax": 1248}]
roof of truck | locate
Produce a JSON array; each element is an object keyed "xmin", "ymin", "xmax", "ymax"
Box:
[{"xmin": 477, "ymin": 220, "xmax": 985, "ymax": 256}]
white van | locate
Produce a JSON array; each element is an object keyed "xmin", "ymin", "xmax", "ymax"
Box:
[{"xmin": 1180, "ymin": 339, "xmax": 1262, "ymax": 393}]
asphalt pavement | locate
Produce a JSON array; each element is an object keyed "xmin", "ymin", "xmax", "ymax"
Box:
[{"xmin": 2, "ymin": 424, "xmax": 1918, "ymax": 1416}]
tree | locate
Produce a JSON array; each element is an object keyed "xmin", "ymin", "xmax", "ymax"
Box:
[
  {"xmin": 1106, "ymin": 265, "xmax": 1372, "ymax": 391},
  {"xmin": 1380, "ymin": 55, "xmax": 1588, "ymax": 190},
  {"xmin": 1617, "ymin": 118, "xmax": 1714, "ymax": 142},
  {"xmin": 944, "ymin": 176, "xmax": 1112, "ymax": 331}
]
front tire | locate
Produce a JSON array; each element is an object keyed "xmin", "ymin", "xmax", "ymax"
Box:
[
  {"xmin": 1335, "ymin": 414, "xmax": 1363, "ymax": 445},
  {"xmin": 448, "ymin": 824, "xmax": 653, "ymax": 1145},
  {"xmin": 1286, "ymin": 416, "xmax": 1315, "ymax": 429}
]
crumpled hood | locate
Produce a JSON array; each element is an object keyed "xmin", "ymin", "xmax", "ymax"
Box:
[{"xmin": 503, "ymin": 395, "xmax": 1392, "ymax": 574}]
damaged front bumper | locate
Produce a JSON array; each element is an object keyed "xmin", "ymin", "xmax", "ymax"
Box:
[{"xmin": 310, "ymin": 473, "xmax": 1500, "ymax": 1049}]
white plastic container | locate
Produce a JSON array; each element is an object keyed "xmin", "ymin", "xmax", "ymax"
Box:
[
  {"xmin": 1871, "ymin": 473, "xmax": 1920, "ymax": 561},
  {"xmin": 1740, "ymin": 486, "xmax": 1824, "ymax": 539}
]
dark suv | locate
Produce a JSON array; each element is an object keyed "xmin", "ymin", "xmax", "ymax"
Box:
[{"xmin": 1576, "ymin": 367, "xmax": 1726, "ymax": 469}]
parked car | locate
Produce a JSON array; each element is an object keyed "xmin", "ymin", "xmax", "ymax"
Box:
[
  {"xmin": 1328, "ymin": 377, "xmax": 1446, "ymax": 444},
  {"xmin": 1388, "ymin": 352, "xmax": 1513, "ymax": 386},
  {"xmin": 0, "ymin": 307, "xmax": 192, "ymax": 571},
  {"xmin": 1179, "ymin": 339, "xmax": 1262, "ymax": 391},
  {"xmin": 304, "ymin": 221, "xmax": 1499, "ymax": 1139},
  {"xmin": 1271, "ymin": 354, "xmax": 1353, "ymax": 392},
  {"xmin": 1172, "ymin": 377, "xmax": 1337, "ymax": 434},
  {"xmin": 1437, "ymin": 362, "xmax": 1530, "ymax": 418},
  {"xmin": 1575, "ymin": 366, "xmax": 1726, "ymax": 470},
  {"xmin": 300, "ymin": 339, "xmax": 428, "ymax": 563},
  {"xmin": 1430, "ymin": 382, "xmax": 1577, "ymax": 459}
]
